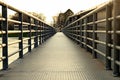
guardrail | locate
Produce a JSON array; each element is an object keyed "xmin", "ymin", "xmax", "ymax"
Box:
[
  {"xmin": 0, "ymin": 1, "xmax": 56, "ymax": 70},
  {"xmin": 63, "ymin": 0, "xmax": 120, "ymax": 77}
]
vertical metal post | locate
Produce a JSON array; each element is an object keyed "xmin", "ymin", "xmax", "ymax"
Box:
[
  {"xmin": 92, "ymin": 13, "xmax": 97, "ymax": 58},
  {"xmin": 44, "ymin": 25, "xmax": 46, "ymax": 41},
  {"xmin": 77, "ymin": 22, "xmax": 80, "ymax": 45},
  {"xmin": 81, "ymin": 20, "xmax": 84, "ymax": 48},
  {"xmin": 113, "ymin": 0, "xmax": 120, "ymax": 76},
  {"xmin": 41, "ymin": 23, "xmax": 43, "ymax": 44},
  {"xmin": 34, "ymin": 19, "xmax": 38, "ymax": 48},
  {"xmin": 28, "ymin": 17, "xmax": 31, "ymax": 52},
  {"xmin": 19, "ymin": 13, "xmax": 23, "ymax": 58},
  {"xmin": 2, "ymin": 5, "xmax": 8, "ymax": 70},
  {"xmin": 42, "ymin": 23, "xmax": 44, "ymax": 43},
  {"xmin": 105, "ymin": 4, "xmax": 112, "ymax": 70},
  {"xmin": 80, "ymin": 20, "xmax": 82, "ymax": 47},
  {"xmin": 36, "ymin": 21, "xmax": 38, "ymax": 47},
  {"xmin": 39, "ymin": 21, "xmax": 41, "ymax": 45},
  {"xmin": 85, "ymin": 18, "xmax": 88, "ymax": 50},
  {"xmin": 75, "ymin": 23, "xmax": 77, "ymax": 43}
]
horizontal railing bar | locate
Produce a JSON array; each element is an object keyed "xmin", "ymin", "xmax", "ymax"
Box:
[
  {"xmin": 82, "ymin": 24, "xmax": 86, "ymax": 26},
  {"xmin": 8, "ymin": 30, "xmax": 21, "ymax": 34},
  {"xmin": 31, "ymin": 42, "xmax": 35, "ymax": 45},
  {"xmin": 107, "ymin": 56, "xmax": 113, "ymax": 61},
  {"xmin": 94, "ymin": 49, "xmax": 105, "ymax": 57},
  {"xmin": 23, "ymin": 30, "xmax": 30, "ymax": 33},
  {"xmin": 87, "ymin": 37, "xmax": 93, "ymax": 41},
  {"xmin": 95, "ymin": 19, "xmax": 106, "ymax": 24},
  {"xmin": 23, "ymin": 38, "xmax": 30, "ymax": 41},
  {"xmin": 31, "ymin": 36, "xmax": 36, "ymax": 39},
  {"xmin": 0, "ymin": 18, "xmax": 6, "ymax": 21},
  {"xmin": 31, "ymin": 30, "xmax": 36, "ymax": 32},
  {"xmin": 0, "ymin": 57, "xmax": 6, "ymax": 62},
  {"xmin": 8, "ymin": 49, "xmax": 21, "ymax": 57},
  {"xmin": 0, "ymin": 44, "xmax": 6, "ymax": 48},
  {"xmin": 94, "ymin": 40, "xmax": 106, "ymax": 45},
  {"xmin": 108, "ymin": 43, "xmax": 113, "ymax": 47},
  {"xmin": 31, "ymin": 24, "xmax": 36, "ymax": 26},
  {"xmin": 8, "ymin": 19, "xmax": 21, "ymax": 24},
  {"xmin": 81, "ymin": 30, "xmax": 86, "ymax": 32},
  {"xmin": 8, "ymin": 40, "xmax": 21, "ymax": 46},
  {"xmin": 116, "ymin": 46, "xmax": 120, "ymax": 50},
  {"xmin": 81, "ymin": 36, "xmax": 86, "ymax": 39},
  {"xmin": 116, "ymin": 15, "xmax": 120, "ymax": 19},
  {"xmin": 22, "ymin": 22, "xmax": 30, "ymax": 25},
  {"xmin": 86, "ymin": 30, "xmax": 93, "ymax": 32},
  {"xmin": 75, "ymin": 38, "xmax": 80, "ymax": 42},
  {"xmin": 115, "ymin": 61, "xmax": 120, "ymax": 66},
  {"xmin": 116, "ymin": 31, "xmax": 120, "ymax": 34},
  {"xmin": 94, "ymin": 30, "xmax": 106, "ymax": 33},
  {"xmin": 87, "ymin": 22, "xmax": 94, "ymax": 25},
  {"xmin": 0, "ymin": 31, "xmax": 6, "ymax": 34},
  {"xmin": 108, "ymin": 17, "xmax": 113, "ymax": 21},
  {"xmin": 86, "ymin": 45, "xmax": 93, "ymax": 49},
  {"xmin": 23, "ymin": 45, "xmax": 29, "ymax": 50},
  {"xmin": 38, "ymin": 30, "xmax": 42, "ymax": 32},
  {"xmin": 81, "ymin": 42, "xmax": 86, "ymax": 45}
]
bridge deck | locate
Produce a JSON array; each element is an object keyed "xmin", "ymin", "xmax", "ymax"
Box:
[{"xmin": 0, "ymin": 32, "xmax": 119, "ymax": 80}]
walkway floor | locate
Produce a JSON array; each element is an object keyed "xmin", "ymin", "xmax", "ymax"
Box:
[{"xmin": 0, "ymin": 32, "xmax": 119, "ymax": 80}]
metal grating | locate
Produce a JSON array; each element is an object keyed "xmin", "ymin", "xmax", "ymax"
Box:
[{"xmin": 0, "ymin": 32, "xmax": 119, "ymax": 80}]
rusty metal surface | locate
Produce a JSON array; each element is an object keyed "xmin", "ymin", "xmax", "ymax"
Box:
[{"xmin": 0, "ymin": 32, "xmax": 119, "ymax": 80}]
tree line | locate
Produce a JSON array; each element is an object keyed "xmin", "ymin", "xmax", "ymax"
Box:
[{"xmin": 0, "ymin": 12, "xmax": 46, "ymax": 30}]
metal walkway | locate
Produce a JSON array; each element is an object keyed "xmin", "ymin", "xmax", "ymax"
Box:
[{"xmin": 0, "ymin": 32, "xmax": 119, "ymax": 80}]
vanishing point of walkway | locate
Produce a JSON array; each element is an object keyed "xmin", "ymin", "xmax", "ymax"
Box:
[{"xmin": 0, "ymin": 32, "xmax": 119, "ymax": 80}]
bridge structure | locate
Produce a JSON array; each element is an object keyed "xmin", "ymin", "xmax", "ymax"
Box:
[{"xmin": 0, "ymin": 0, "xmax": 120, "ymax": 80}]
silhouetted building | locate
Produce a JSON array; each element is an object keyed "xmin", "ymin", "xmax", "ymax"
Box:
[
  {"xmin": 65, "ymin": 8, "xmax": 95, "ymax": 26},
  {"xmin": 57, "ymin": 9, "xmax": 74, "ymax": 31}
]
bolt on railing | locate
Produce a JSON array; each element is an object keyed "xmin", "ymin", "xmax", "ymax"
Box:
[
  {"xmin": 0, "ymin": 1, "xmax": 56, "ymax": 70},
  {"xmin": 63, "ymin": 0, "xmax": 120, "ymax": 77}
]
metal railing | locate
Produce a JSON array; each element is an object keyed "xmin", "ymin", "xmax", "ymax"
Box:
[
  {"xmin": 0, "ymin": 1, "xmax": 56, "ymax": 70},
  {"xmin": 63, "ymin": 0, "xmax": 120, "ymax": 77}
]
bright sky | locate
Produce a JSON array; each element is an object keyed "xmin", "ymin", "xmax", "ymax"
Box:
[{"xmin": 3, "ymin": 0, "xmax": 109, "ymax": 23}]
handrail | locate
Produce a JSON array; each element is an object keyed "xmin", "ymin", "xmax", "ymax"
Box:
[
  {"xmin": 0, "ymin": 1, "xmax": 56, "ymax": 70},
  {"xmin": 63, "ymin": 0, "xmax": 120, "ymax": 77},
  {"xmin": 65, "ymin": 0, "xmax": 112, "ymax": 28}
]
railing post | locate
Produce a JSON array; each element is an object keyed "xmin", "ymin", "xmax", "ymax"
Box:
[
  {"xmin": 39, "ymin": 21, "xmax": 41, "ymax": 45},
  {"xmin": 28, "ymin": 17, "xmax": 31, "ymax": 52},
  {"xmin": 85, "ymin": 18, "xmax": 88, "ymax": 50},
  {"xmin": 2, "ymin": 5, "xmax": 8, "ymax": 70},
  {"xmin": 34, "ymin": 19, "xmax": 38, "ymax": 48},
  {"xmin": 81, "ymin": 20, "xmax": 84, "ymax": 48},
  {"xmin": 44, "ymin": 25, "xmax": 46, "ymax": 41},
  {"xmin": 77, "ymin": 21, "xmax": 80, "ymax": 45},
  {"xmin": 92, "ymin": 13, "xmax": 97, "ymax": 58},
  {"xmin": 42, "ymin": 23, "xmax": 45, "ymax": 43},
  {"xmin": 105, "ymin": 4, "xmax": 112, "ymax": 70},
  {"xmin": 19, "ymin": 13, "xmax": 23, "ymax": 58},
  {"xmin": 80, "ymin": 20, "xmax": 82, "ymax": 47},
  {"xmin": 41, "ymin": 23, "xmax": 43, "ymax": 44},
  {"xmin": 113, "ymin": 0, "xmax": 120, "ymax": 76},
  {"xmin": 36, "ymin": 21, "xmax": 38, "ymax": 47}
]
